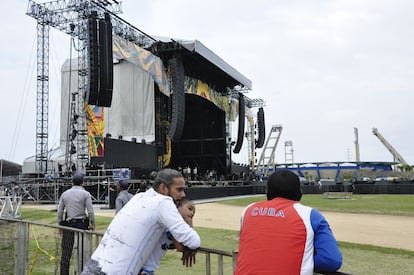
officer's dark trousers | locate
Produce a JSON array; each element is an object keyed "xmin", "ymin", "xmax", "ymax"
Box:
[{"xmin": 60, "ymin": 219, "xmax": 89, "ymax": 275}]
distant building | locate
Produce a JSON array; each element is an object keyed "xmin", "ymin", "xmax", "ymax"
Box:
[{"xmin": 0, "ymin": 159, "xmax": 22, "ymax": 182}]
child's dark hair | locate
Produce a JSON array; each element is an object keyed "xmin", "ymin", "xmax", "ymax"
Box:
[{"xmin": 176, "ymin": 198, "xmax": 193, "ymax": 208}]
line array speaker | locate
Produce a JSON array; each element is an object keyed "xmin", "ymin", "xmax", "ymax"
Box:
[
  {"xmin": 233, "ymin": 93, "xmax": 245, "ymax": 154},
  {"xmin": 86, "ymin": 11, "xmax": 99, "ymax": 105},
  {"xmin": 255, "ymin": 107, "xmax": 265, "ymax": 148},
  {"xmin": 97, "ymin": 12, "xmax": 114, "ymax": 107},
  {"xmin": 86, "ymin": 12, "xmax": 113, "ymax": 107},
  {"xmin": 167, "ymin": 55, "xmax": 185, "ymax": 142}
]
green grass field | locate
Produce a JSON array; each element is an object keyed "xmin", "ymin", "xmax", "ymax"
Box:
[
  {"xmin": 221, "ymin": 194, "xmax": 414, "ymax": 216},
  {"xmin": 19, "ymin": 194, "xmax": 414, "ymax": 274}
]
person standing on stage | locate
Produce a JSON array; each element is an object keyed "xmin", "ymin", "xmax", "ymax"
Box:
[{"xmin": 57, "ymin": 172, "xmax": 95, "ymax": 275}]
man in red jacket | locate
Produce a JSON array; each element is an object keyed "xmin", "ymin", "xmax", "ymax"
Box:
[{"xmin": 235, "ymin": 170, "xmax": 342, "ymax": 275}]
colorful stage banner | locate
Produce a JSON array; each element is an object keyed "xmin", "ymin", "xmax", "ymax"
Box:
[
  {"xmin": 86, "ymin": 104, "xmax": 105, "ymax": 157},
  {"xmin": 184, "ymin": 76, "xmax": 234, "ymax": 120},
  {"xmin": 113, "ymin": 35, "xmax": 170, "ymax": 96}
]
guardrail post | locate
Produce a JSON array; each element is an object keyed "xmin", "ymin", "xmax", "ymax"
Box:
[
  {"xmin": 16, "ymin": 221, "xmax": 29, "ymax": 275},
  {"xmin": 218, "ymin": 254, "xmax": 223, "ymax": 275},
  {"xmin": 205, "ymin": 252, "xmax": 211, "ymax": 275},
  {"xmin": 74, "ymin": 230, "xmax": 97, "ymax": 274},
  {"xmin": 232, "ymin": 250, "xmax": 238, "ymax": 273}
]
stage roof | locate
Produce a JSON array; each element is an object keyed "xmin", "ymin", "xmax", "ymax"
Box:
[{"xmin": 152, "ymin": 37, "xmax": 252, "ymax": 92}]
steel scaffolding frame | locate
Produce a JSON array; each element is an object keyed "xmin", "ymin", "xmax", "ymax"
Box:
[
  {"xmin": 256, "ymin": 125, "xmax": 283, "ymax": 177},
  {"xmin": 35, "ymin": 23, "xmax": 49, "ymax": 174},
  {"xmin": 26, "ymin": 0, "xmax": 155, "ymax": 174}
]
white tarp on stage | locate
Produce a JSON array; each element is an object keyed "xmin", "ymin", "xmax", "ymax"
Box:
[
  {"xmin": 60, "ymin": 59, "xmax": 156, "ymax": 153},
  {"xmin": 106, "ymin": 60, "xmax": 155, "ymax": 142}
]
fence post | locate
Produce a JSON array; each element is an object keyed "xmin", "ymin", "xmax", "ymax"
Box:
[
  {"xmin": 205, "ymin": 252, "xmax": 211, "ymax": 275},
  {"xmin": 82, "ymin": 231, "xmax": 93, "ymax": 269},
  {"xmin": 232, "ymin": 250, "xmax": 238, "ymax": 273},
  {"xmin": 218, "ymin": 254, "xmax": 223, "ymax": 275},
  {"xmin": 74, "ymin": 230, "xmax": 95, "ymax": 274},
  {"xmin": 15, "ymin": 221, "xmax": 29, "ymax": 275}
]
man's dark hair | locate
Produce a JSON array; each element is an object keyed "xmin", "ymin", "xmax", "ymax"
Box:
[
  {"xmin": 117, "ymin": 179, "xmax": 129, "ymax": 190},
  {"xmin": 266, "ymin": 170, "xmax": 302, "ymax": 201},
  {"xmin": 72, "ymin": 172, "xmax": 84, "ymax": 186},
  {"xmin": 152, "ymin": 168, "xmax": 183, "ymax": 190}
]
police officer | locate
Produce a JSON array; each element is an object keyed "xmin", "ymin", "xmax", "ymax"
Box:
[{"xmin": 57, "ymin": 172, "xmax": 95, "ymax": 275}]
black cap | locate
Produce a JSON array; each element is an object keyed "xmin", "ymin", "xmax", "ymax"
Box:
[
  {"xmin": 267, "ymin": 170, "xmax": 302, "ymax": 201},
  {"xmin": 117, "ymin": 179, "xmax": 129, "ymax": 189}
]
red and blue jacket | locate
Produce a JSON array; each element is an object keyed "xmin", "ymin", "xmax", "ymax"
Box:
[{"xmin": 235, "ymin": 197, "xmax": 342, "ymax": 275}]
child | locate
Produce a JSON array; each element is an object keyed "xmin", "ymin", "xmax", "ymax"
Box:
[{"xmin": 139, "ymin": 198, "xmax": 196, "ymax": 275}]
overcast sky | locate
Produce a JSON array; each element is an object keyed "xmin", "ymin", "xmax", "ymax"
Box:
[{"xmin": 2, "ymin": 0, "xmax": 414, "ymax": 166}]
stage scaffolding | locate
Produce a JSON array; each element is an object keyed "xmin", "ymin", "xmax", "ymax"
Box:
[
  {"xmin": 26, "ymin": 0, "xmax": 265, "ymax": 180},
  {"xmin": 26, "ymin": 0, "xmax": 156, "ymax": 175},
  {"xmin": 6, "ymin": 169, "xmax": 142, "ymax": 204}
]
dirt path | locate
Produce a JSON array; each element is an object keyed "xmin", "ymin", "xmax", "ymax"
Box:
[{"xmin": 193, "ymin": 203, "xmax": 414, "ymax": 251}]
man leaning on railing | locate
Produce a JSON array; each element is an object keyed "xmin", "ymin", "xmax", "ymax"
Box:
[
  {"xmin": 81, "ymin": 168, "xmax": 200, "ymax": 274},
  {"xmin": 235, "ymin": 170, "xmax": 343, "ymax": 275}
]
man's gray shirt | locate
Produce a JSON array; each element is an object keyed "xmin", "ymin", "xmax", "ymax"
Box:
[
  {"xmin": 57, "ymin": 185, "xmax": 95, "ymax": 225},
  {"xmin": 115, "ymin": 190, "xmax": 133, "ymax": 213}
]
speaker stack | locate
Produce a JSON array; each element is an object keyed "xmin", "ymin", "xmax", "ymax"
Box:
[
  {"xmin": 167, "ymin": 55, "xmax": 185, "ymax": 142},
  {"xmin": 233, "ymin": 93, "xmax": 245, "ymax": 154},
  {"xmin": 255, "ymin": 107, "xmax": 265, "ymax": 148},
  {"xmin": 86, "ymin": 11, "xmax": 99, "ymax": 105},
  {"xmin": 86, "ymin": 12, "xmax": 113, "ymax": 107}
]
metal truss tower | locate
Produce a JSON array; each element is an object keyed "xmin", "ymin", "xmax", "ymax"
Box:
[
  {"xmin": 26, "ymin": 0, "xmax": 155, "ymax": 174},
  {"xmin": 36, "ymin": 23, "xmax": 49, "ymax": 174},
  {"xmin": 256, "ymin": 125, "xmax": 283, "ymax": 177},
  {"xmin": 244, "ymin": 97, "xmax": 265, "ymax": 170}
]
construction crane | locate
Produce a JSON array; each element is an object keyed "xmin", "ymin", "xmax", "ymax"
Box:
[{"xmin": 372, "ymin": 128, "xmax": 408, "ymax": 165}]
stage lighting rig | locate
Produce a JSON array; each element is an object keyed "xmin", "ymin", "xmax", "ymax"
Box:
[{"xmin": 245, "ymin": 97, "xmax": 265, "ymax": 108}]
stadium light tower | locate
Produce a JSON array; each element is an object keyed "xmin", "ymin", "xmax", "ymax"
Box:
[
  {"xmin": 284, "ymin": 140, "xmax": 294, "ymax": 164},
  {"xmin": 354, "ymin": 127, "xmax": 360, "ymax": 162}
]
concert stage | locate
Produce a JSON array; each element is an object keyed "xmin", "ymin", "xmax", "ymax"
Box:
[{"xmin": 54, "ymin": 37, "xmax": 263, "ymax": 180}]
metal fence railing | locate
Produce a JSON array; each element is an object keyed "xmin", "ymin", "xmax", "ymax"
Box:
[
  {"xmin": 0, "ymin": 218, "xmax": 103, "ymax": 275},
  {"xmin": 0, "ymin": 218, "xmax": 237, "ymax": 275},
  {"xmin": 198, "ymin": 247, "xmax": 238, "ymax": 275}
]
